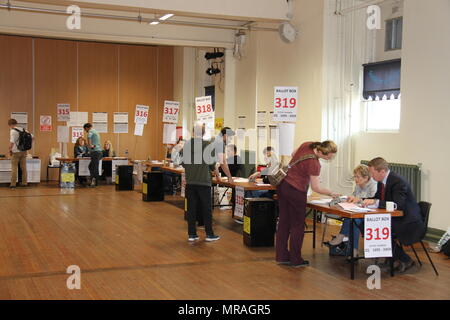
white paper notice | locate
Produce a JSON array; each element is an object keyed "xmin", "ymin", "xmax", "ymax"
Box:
[
  {"xmin": 269, "ymin": 125, "xmax": 279, "ymax": 156},
  {"xmin": 273, "ymin": 86, "xmax": 299, "ymax": 122},
  {"xmin": 114, "ymin": 112, "xmax": 128, "ymax": 124},
  {"xmin": 57, "ymin": 126, "xmax": 69, "ymax": 143},
  {"xmin": 57, "ymin": 104, "xmax": 70, "ymax": 122},
  {"xmin": 364, "ymin": 214, "xmax": 393, "ymax": 258},
  {"xmin": 195, "ymin": 96, "xmax": 214, "ymax": 123},
  {"xmin": 237, "ymin": 116, "xmax": 246, "ymax": 129},
  {"xmin": 40, "ymin": 115, "xmax": 52, "ymax": 132},
  {"xmin": 278, "ymin": 123, "xmax": 295, "ymax": 156},
  {"xmin": 134, "ymin": 105, "xmax": 149, "ymax": 124},
  {"xmin": 11, "ymin": 112, "xmax": 28, "ymax": 124},
  {"xmin": 163, "ymin": 123, "xmax": 177, "ymax": 144},
  {"xmin": 68, "ymin": 111, "xmax": 88, "ymax": 127},
  {"xmin": 93, "ymin": 122, "xmax": 108, "ymax": 133},
  {"xmin": 257, "ymin": 111, "xmax": 267, "ymax": 126},
  {"xmin": 134, "ymin": 123, "xmax": 144, "ymax": 136},
  {"xmin": 92, "ymin": 112, "xmax": 108, "ymax": 123},
  {"xmin": 71, "ymin": 127, "xmax": 84, "ymax": 143},
  {"xmin": 114, "ymin": 123, "xmax": 128, "ymax": 134},
  {"xmin": 78, "ymin": 159, "xmax": 91, "ymax": 176},
  {"xmin": 234, "ymin": 186, "xmax": 245, "ymax": 218},
  {"xmin": 163, "ymin": 101, "xmax": 180, "ymax": 123}
]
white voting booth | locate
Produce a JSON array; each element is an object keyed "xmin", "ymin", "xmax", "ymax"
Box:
[{"xmin": 0, "ymin": 159, "xmax": 41, "ymax": 183}]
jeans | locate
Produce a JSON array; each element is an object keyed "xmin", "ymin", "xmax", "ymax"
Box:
[
  {"xmin": 245, "ymin": 190, "xmax": 274, "ymax": 199},
  {"xmin": 11, "ymin": 151, "xmax": 27, "ymax": 187},
  {"xmin": 88, "ymin": 151, "xmax": 102, "ymax": 182},
  {"xmin": 340, "ymin": 218, "xmax": 363, "ymax": 249},
  {"xmin": 186, "ymin": 184, "xmax": 214, "ymax": 237}
]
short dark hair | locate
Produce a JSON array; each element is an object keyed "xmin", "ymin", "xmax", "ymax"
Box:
[
  {"xmin": 263, "ymin": 146, "xmax": 273, "ymax": 154},
  {"xmin": 8, "ymin": 119, "xmax": 18, "ymax": 126},
  {"xmin": 83, "ymin": 123, "xmax": 92, "ymax": 129},
  {"xmin": 368, "ymin": 157, "xmax": 389, "ymax": 171},
  {"xmin": 221, "ymin": 127, "xmax": 235, "ymax": 136}
]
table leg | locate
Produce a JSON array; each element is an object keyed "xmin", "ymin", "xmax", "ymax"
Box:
[
  {"xmin": 313, "ymin": 209, "xmax": 316, "ymax": 249},
  {"xmin": 390, "ymin": 257, "xmax": 394, "ymax": 277},
  {"xmin": 350, "ymin": 218, "xmax": 355, "ymax": 280}
]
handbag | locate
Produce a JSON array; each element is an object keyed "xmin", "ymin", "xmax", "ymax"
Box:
[{"xmin": 267, "ymin": 154, "xmax": 317, "ymax": 187}]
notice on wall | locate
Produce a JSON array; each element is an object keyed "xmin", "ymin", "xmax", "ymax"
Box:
[
  {"xmin": 364, "ymin": 214, "xmax": 393, "ymax": 258},
  {"xmin": 278, "ymin": 123, "xmax": 295, "ymax": 156},
  {"xmin": 273, "ymin": 86, "xmax": 299, "ymax": 122},
  {"xmin": 93, "ymin": 123, "xmax": 108, "ymax": 133},
  {"xmin": 57, "ymin": 126, "xmax": 69, "ymax": 143},
  {"xmin": 269, "ymin": 125, "xmax": 279, "ymax": 156},
  {"xmin": 11, "ymin": 112, "xmax": 28, "ymax": 125},
  {"xmin": 114, "ymin": 123, "xmax": 128, "ymax": 134},
  {"xmin": 134, "ymin": 123, "xmax": 144, "ymax": 136},
  {"xmin": 163, "ymin": 123, "xmax": 177, "ymax": 145},
  {"xmin": 135, "ymin": 105, "xmax": 149, "ymax": 125},
  {"xmin": 195, "ymin": 96, "xmax": 214, "ymax": 123},
  {"xmin": 257, "ymin": 111, "xmax": 267, "ymax": 126},
  {"xmin": 71, "ymin": 127, "xmax": 84, "ymax": 143},
  {"xmin": 234, "ymin": 186, "xmax": 245, "ymax": 218},
  {"xmin": 269, "ymin": 111, "xmax": 275, "ymax": 126},
  {"xmin": 181, "ymin": 173, "xmax": 186, "ymax": 198},
  {"xmin": 68, "ymin": 111, "xmax": 88, "ymax": 127},
  {"xmin": 114, "ymin": 112, "xmax": 128, "ymax": 133},
  {"xmin": 114, "ymin": 112, "xmax": 128, "ymax": 124},
  {"xmin": 92, "ymin": 112, "xmax": 108, "ymax": 123},
  {"xmin": 57, "ymin": 104, "xmax": 70, "ymax": 122},
  {"xmin": 163, "ymin": 101, "xmax": 180, "ymax": 124},
  {"xmin": 237, "ymin": 116, "xmax": 246, "ymax": 129},
  {"xmin": 40, "ymin": 115, "xmax": 52, "ymax": 132}
]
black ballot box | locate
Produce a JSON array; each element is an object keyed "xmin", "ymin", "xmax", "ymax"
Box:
[
  {"xmin": 115, "ymin": 165, "xmax": 134, "ymax": 191},
  {"xmin": 243, "ymin": 198, "xmax": 276, "ymax": 247},
  {"xmin": 142, "ymin": 171, "xmax": 164, "ymax": 201}
]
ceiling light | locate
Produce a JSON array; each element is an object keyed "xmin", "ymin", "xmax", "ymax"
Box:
[
  {"xmin": 149, "ymin": 20, "xmax": 159, "ymax": 25},
  {"xmin": 204, "ymin": 52, "xmax": 224, "ymax": 60},
  {"xmin": 206, "ymin": 67, "xmax": 220, "ymax": 76},
  {"xmin": 159, "ymin": 13, "xmax": 174, "ymax": 21}
]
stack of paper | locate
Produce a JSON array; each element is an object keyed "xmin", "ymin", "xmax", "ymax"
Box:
[{"xmin": 309, "ymin": 199, "xmax": 332, "ymax": 205}]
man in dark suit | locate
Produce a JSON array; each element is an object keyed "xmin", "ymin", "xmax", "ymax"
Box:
[{"xmin": 362, "ymin": 157, "xmax": 425, "ymax": 273}]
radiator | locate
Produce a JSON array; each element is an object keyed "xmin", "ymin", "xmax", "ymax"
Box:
[{"xmin": 361, "ymin": 160, "xmax": 422, "ymax": 201}]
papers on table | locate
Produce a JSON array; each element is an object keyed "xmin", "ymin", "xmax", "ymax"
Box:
[
  {"xmin": 309, "ymin": 199, "xmax": 332, "ymax": 205},
  {"xmin": 233, "ymin": 178, "xmax": 249, "ymax": 183},
  {"xmin": 338, "ymin": 202, "xmax": 376, "ymax": 213},
  {"xmin": 256, "ymin": 183, "xmax": 272, "ymax": 187}
]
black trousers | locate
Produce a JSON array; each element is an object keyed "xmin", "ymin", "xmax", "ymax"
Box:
[
  {"xmin": 186, "ymin": 184, "xmax": 213, "ymax": 237},
  {"xmin": 89, "ymin": 151, "xmax": 102, "ymax": 182}
]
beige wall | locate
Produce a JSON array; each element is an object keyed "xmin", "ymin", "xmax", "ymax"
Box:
[{"xmin": 353, "ymin": 0, "xmax": 450, "ymax": 229}]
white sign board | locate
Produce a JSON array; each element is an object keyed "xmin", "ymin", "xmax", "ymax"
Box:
[
  {"xmin": 11, "ymin": 112, "xmax": 28, "ymax": 124},
  {"xmin": 364, "ymin": 214, "xmax": 393, "ymax": 258},
  {"xmin": 114, "ymin": 112, "xmax": 128, "ymax": 124},
  {"xmin": 92, "ymin": 112, "xmax": 108, "ymax": 123},
  {"xmin": 257, "ymin": 111, "xmax": 267, "ymax": 126},
  {"xmin": 195, "ymin": 96, "xmax": 214, "ymax": 123},
  {"xmin": 134, "ymin": 123, "xmax": 144, "ymax": 136},
  {"xmin": 71, "ymin": 127, "xmax": 84, "ymax": 143},
  {"xmin": 57, "ymin": 126, "xmax": 70, "ymax": 143},
  {"xmin": 163, "ymin": 123, "xmax": 177, "ymax": 144},
  {"xmin": 273, "ymin": 86, "xmax": 298, "ymax": 122},
  {"xmin": 163, "ymin": 101, "xmax": 180, "ymax": 123},
  {"xmin": 134, "ymin": 105, "xmax": 149, "ymax": 124},
  {"xmin": 234, "ymin": 186, "xmax": 245, "ymax": 218},
  {"xmin": 57, "ymin": 104, "xmax": 70, "ymax": 122},
  {"xmin": 68, "ymin": 111, "xmax": 88, "ymax": 127},
  {"xmin": 278, "ymin": 123, "xmax": 295, "ymax": 156}
]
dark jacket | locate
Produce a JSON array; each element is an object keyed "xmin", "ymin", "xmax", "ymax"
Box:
[
  {"xmin": 74, "ymin": 146, "xmax": 89, "ymax": 158},
  {"xmin": 180, "ymin": 138, "xmax": 216, "ymax": 187},
  {"xmin": 373, "ymin": 171, "xmax": 425, "ymax": 245}
]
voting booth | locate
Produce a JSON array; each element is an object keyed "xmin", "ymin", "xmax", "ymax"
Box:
[
  {"xmin": 243, "ymin": 198, "xmax": 276, "ymax": 247},
  {"xmin": 142, "ymin": 171, "xmax": 164, "ymax": 201},
  {"xmin": 115, "ymin": 165, "xmax": 134, "ymax": 191}
]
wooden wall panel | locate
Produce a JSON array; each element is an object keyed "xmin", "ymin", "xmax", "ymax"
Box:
[
  {"xmin": 0, "ymin": 35, "xmax": 33, "ymax": 156},
  {"xmin": 34, "ymin": 38, "xmax": 78, "ymax": 180},
  {"xmin": 0, "ymin": 35, "xmax": 174, "ymax": 181}
]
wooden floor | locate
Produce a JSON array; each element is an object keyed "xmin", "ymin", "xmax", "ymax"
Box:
[{"xmin": 0, "ymin": 184, "xmax": 448, "ymax": 300}]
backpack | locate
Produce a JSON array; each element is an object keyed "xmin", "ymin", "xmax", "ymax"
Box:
[{"xmin": 14, "ymin": 128, "xmax": 33, "ymax": 151}]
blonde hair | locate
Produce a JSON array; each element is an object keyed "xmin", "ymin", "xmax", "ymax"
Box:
[
  {"xmin": 104, "ymin": 140, "xmax": 115, "ymax": 157},
  {"xmin": 310, "ymin": 140, "xmax": 338, "ymax": 155},
  {"xmin": 353, "ymin": 164, "xmax": 370, "ymax": 179}
]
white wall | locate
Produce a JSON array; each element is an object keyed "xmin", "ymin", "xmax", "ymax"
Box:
[{"xmin": 353, "ymin": 0, "xmax": 450, "ymax": 230}]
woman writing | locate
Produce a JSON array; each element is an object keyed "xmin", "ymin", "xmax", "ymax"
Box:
[{"xmin": 276, "ymin": 140, "xmax": 339, "ymax": 267}]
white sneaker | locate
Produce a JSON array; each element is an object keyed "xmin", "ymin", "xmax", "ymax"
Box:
[
  {"xmin": 205, "ymin": 235, "xmax": 220, "ymax": 242},
  {"xmin": 188, "ymin": 235, "xmax": 200, "ymax": 242}
]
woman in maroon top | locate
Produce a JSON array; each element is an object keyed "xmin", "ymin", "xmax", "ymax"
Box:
[{"xmin": 276, "ymin": 140, "xmax": 339, "ymax": 267}]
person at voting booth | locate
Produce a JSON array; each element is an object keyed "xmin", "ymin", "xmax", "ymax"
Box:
[
  {"xmin": 179, "ymin": 122, "xmax": 230, "ymax": 242},
  {"xmin": 276, "ymin": 141, "xmax": 339, "ymax": 268},
  {"xmin": 83, "ymin": 123, "xmax": 102, "ymax": 187},
  {"xmin": 74, "ymin": 137, "xmax": 89, "ymax": 185},
  {"xmin": 361, "ymin": 157, "xmax": 425, "ymax": 273},
  {"xmin": 8, "ymin": 118, "xmax": 33, "ymax": 189},
  {"xmin": 101, "ymin": 140, "xmax": 116, "ymax": 183},
  {"xmin": 324, "ymin": 164, "xmax": 377, "ymax": 257}
]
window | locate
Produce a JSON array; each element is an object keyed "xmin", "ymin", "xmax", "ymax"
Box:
[
  {"xmin": 385, "ymin": 17, "xmax": 403, "ymax": 51},
  {"xmin": 365, "ymin": 97, "xmax": 401, "ymax": 132}
]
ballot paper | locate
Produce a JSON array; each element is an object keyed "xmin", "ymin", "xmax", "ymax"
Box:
[
  {"xmin": 309, "ymin": 199, "xmax": 332, "ymax": 205},
  {"xmin": 338, "ymin": 202, "xmax": 375, "ymax": 212},
  {"xmin": 233, "ymin": 178, "xmax": 249, "ymax": 183}
]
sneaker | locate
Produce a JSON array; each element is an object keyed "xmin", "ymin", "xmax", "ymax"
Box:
[
  {"xmin": 205, "ymin": 235, "xmax": 220, "ymax": 242},
  {"xmin": 90, "ymin": 178, "xmax": 97, "ymax": 188},
  {"xmin": 9, "ymin": 185, "xmax": 16, "ymax": 189},
  {"xmin": 291, "ymin": 260, "xmax": 310, "ymax": 268},
  {"xmin": 276, "ymin": 261, "xmax": 291, "ymax": 265},
  {"xmin": 188, "ymin": 235, "xmax": 200, "ymax": 242},
  {"xmin": 234, "ymin": 219, "xmax": 244, "ymax": 224}
]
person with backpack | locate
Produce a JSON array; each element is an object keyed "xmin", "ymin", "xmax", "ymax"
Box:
[
  {"xmin": 83, "ymin": 123, "xmax": 102, "ymax": 187},
  {"xmin": 8, "ymin": 119, "xmax": 33, "ymax": 189}
]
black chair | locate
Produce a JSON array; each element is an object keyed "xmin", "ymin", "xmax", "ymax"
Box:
[{"xmin": 404, "ymin": 201, "xmax": 439, "ymax": 276}]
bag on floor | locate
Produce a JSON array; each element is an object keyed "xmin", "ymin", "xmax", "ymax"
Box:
[
  {"xmin": 441, "ymin": 239, "xmax": 450, "ymax": 257},
  {"xmin": 329, "ymin": 241, "xmax": 351, "ymax": 256}
]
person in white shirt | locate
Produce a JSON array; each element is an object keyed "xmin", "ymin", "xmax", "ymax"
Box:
[{"xmin": 8, "ymin": 119, "xmax": 28, "ymax": 188}]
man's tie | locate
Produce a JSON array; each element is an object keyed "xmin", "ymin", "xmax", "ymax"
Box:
[{"xmin": 380, "ymin": 183, "xmax": 385, "ymax": 201}]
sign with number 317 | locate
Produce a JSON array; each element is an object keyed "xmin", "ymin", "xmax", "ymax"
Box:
[{"xmin": 273, "ymin": 86, "xmax": 298, "ymax": 122}]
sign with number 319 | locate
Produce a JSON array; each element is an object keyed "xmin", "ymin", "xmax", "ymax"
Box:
[
  {"xmin": 273, "ymin": 86, "xmax": 298, "ymax": 122},
  {"xmin": 364, "ymin": 214, "xmax": 392, "ymax": 258}
]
